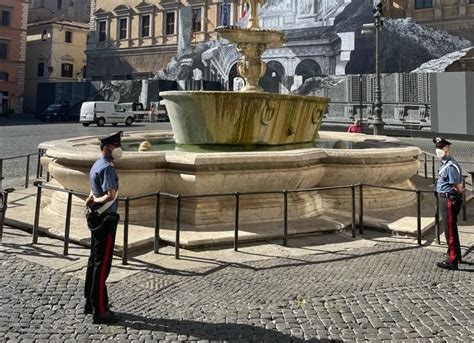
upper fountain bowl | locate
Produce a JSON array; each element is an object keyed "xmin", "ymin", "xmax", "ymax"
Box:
[
  {"xmin": 161, "ymin": 91, "xmax": 329, "ymax": 145},
  {"xmin": 216, "ymin": 26, "xmax": 287, "ymax": 48}
]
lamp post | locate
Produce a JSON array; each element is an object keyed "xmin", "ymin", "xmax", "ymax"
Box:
[{"xmin": 362, "ymin": 1, "xmax": 384, "ymax": 135}]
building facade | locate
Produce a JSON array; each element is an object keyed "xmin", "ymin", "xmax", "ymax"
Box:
[
  {"xmin": 24, "ymin": 19, "xmax": 89, "ymax": 113},
  {"xmin": 0, "ymin": 0, "xmax": 28, "ymax": 115},
  {"xmin": 28, "ymin": 0, "xmax": 91, "ymax": 23},
  {"xmin": 387, "ymin": 0, "xmax": 474, "ymax": 42}
]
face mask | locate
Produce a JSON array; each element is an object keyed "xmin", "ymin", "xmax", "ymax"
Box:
[
  {"xmin": 435, "ymin": 148, "xmax": 445, "ymax": 159},
  {"xmin": 112, "ymin": 147, "xmax": 123, "ymax": 160}
]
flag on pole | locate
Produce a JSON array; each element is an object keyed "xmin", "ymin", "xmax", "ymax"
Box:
[
  {"xmin": 240, "ymin": 0, "xmax": 249, "ymax": 19},
  {"xmin": 221, "ymin": 0, "xmax": 229, "ymax": 26}
]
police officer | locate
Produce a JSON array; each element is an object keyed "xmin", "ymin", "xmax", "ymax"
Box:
[
  {"xmin": 434, "ymin": 137, "xmax": 464, "ymax": 270},
  {"xmin": 84, "ymin": 131, "xmax": 123, "ymax": 323}
]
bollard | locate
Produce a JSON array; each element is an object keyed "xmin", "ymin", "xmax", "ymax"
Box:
[
  {"xmin": 434, "ymin": 192, "xmax": 440, "ymax": 245},
  {"xmin": 154, "ymin": 192, "xmax": 161, "ymax": 254},
  {"xmin": 63, "ymin": 192, "xmax": 72, "ymax": 256},
  {"xmin": 283, "ymin": 190, "xmax": 288, "ymax": 247},
  {"xmin": 416, "ymin": 191, "xmax": 421, "ymax": 245},
  {"xmin": 25, "ymin": 154, "xmax": 30, "ymax": 189},
  {"xmin": 175, "ymin": 195, "xmax": 181, "ymax": 259},
  {"xmin": 351, "ymin": 185, "xmax": 356, "ymax": 238},
  {"xmin": 33, "ymin": 181, "xmax": 43, "ymax": 244},
  {"xmin": 234, "ymin": 192, "xmax": 240, "ymax": 252},
  {"xmin": 359, "ymin": 184, "xmax": 364, "ymax": 234},
  {"xmin": 122, "ymin": 197, "xmax": 130, "ymax": 265}
]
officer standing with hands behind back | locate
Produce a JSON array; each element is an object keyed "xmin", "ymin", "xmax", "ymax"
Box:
[
  {"xmin": 434, "ymin": 137, "xmax": 464, "ymax": 270},
  {"xmin": 84, "ymin": 131, "xmax": 123, "ymax": 324}
]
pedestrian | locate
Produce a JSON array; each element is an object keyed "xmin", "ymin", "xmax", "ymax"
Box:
[
  {"xmin": 434, "ymin": 137, "xmax": 464, "ymax": 270},
  {"xmin": 347, "ymin": 119, "xmax": 362, "ymax": 133},
  {"xmin": 84, "ymin": 131, "xmax": 123, "ymax": 324},
  {"xmin": 149, "ymin": 104, "xmax": 157, "ymax": 123}
]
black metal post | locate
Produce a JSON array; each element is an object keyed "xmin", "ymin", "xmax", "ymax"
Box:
[
  {"xmin": 359, "ymin": 184, "xmax": 364, "ymax": 234},
  {"xmin": 122, "ymin": 197, "xmax": 130, "ymax": 265},
  {"xmin": 234, "ymin": 192, "xmax": 240, "ymax": 252},
  {"xmin": 359, "ymin": 74, "xmax": 363, "ymax": 127},
  {"xmin": 283, "ymin": 190, "xmax": 288, "ymax": 247},
  {"xmin": 351, "ymin": 185, "xmax": 356, "ymax": 238},
  {"xmin": 416, "ymin": 191, "xmax": 421, "ymax": 245},
  {"xmin": 434, "ymin": 192, "xmax": 440, "ymax": 245},
  {"xmin": 371, "ymin": 5, "xmax": 384, "ymax": 135},
  {"xmin": 0, "ymin": 159, "xmax": 3, "ymax": 190},
  {"xmin": 154, "ymin": 192, "xmax": 161, "ymax": 254},
  {"xmin": 25, "ymin": 154, "xmax": 30, "ymax": 189},
  {"xmin": 33, "ymin": 182, "xmax": 43, "ymax": 244},
  {"xmin": 36, "ymin": 150, "xmax": 42, "ymax": 179},
  {"xmin": 431, "ymin": 156, "xmax": 435, "ymax": 184},
  {"xmin": 423, "ymin": 154, "xmax": 427, "ymax": 179},
  {"xmin": 175, "ymin": 195, "xmax": 181, "ymax": 259},
  {"xmin": 0, "ymin": 191, "xmax": 9, "ymax": 243},
  {"xmin": 63, "ymin": 192, "xmax": 72, "ymax": 256},
  {"xmin": 462, "ymin": 176, "xmax": 467, "ymax": 221}
]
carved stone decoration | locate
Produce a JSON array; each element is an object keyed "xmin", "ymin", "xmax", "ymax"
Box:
[
  {"xmin": 236, "ymin": 42, "xmax": 268, "ymax": 92},
  {"xmin": 299, "ymin": 0, "xmax": 313, "ymax": 15}
]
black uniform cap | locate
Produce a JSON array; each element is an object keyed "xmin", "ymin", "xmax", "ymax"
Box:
[
  {"xmin": 433, "ymin": 137, "xmax": 451, "ymax": 149},
  {"xmin": 100, "ymin": 131, "xmax": 123, "ymax": 147}
]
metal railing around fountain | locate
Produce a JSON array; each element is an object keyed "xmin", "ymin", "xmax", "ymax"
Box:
[
  {"xmin": 0, "ymin": 148, "xmax": 48, "ymax": 189},
  {"xmin": 29, "ymin": 180, "xmax": 455, "ymax": 265}
]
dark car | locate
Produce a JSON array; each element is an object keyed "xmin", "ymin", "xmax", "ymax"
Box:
[{"xmin": 41, "ymin": 104, "xmax": 75, "ymax": 122}]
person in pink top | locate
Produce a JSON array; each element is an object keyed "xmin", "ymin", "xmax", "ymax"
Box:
[{"xmin": 347, "ymin": 119, "xmax": 362, "ymax": 133}]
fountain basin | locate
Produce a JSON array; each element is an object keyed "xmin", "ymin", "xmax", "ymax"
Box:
[
  {"xmin": 216, "ymin": 26, "xmax": 286, "ymax": 48},
  {"xmin": 161, "ymin": 91, "xmax": 329, "ymax": 145},
  {"xmin": 40, "ymin": 131, "xmax": 421, "ymax": 245}
]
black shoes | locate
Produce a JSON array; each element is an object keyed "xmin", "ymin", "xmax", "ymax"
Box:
[
  {"xmin": 436, "ymin": 261, "xmax": 458, "ymax": 270},
  {"xmin": 84, "ymin": 302, "xmax": 93, "ymax": 315},
  {"xmin": 93, "ymin": 310, "xmax": 121, "ymax": 324}
]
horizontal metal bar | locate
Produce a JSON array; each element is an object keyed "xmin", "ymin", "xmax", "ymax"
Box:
[
  {"xmin": 1, "ymin": 153, "xmax": 38, "ymax": 161},
  {"xmin": 127, "ymin": 192, "xmax": 178, "ymax": 201},
  {"xmin": 364, "ymin": 183, "xmax": 434, "ymax": 193}
]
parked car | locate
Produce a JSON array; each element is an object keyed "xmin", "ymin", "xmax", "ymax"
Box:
[
  {"xmin": 80, "ymin": 101, "xmax": 135, "ymax": 127},
  {"xmin": 41, "ymin": 104, "xmax": 75, "ymax": 122},
  {"xmin": 156, "ymin": 97, "xmax": 169, "ymax": 122},
  {"xmin": 118, "ymin": 102, "xmax": 147, "ymax": 122}
]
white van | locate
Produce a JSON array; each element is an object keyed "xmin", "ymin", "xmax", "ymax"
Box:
[{"xmin": 80, "ymin": 101, "xmax": 135, "ymax": 127}]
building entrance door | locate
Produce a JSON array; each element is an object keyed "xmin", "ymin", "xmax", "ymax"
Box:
[{"xmin": 0, "ymin": 91, "xmax": 8, "ymax": 115}]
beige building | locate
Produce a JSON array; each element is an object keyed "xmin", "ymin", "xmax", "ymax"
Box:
[
  {"xmin": 28, "ymin": 0, "xmax": 91, "ymax": 23},
  {"xmin": 24, "ymin": 19, "xmax": 89, "ymax": 113},
  {"xmin": 387, "ymin": 0, "xmax": 474, "ymax": 42},
  {"xmin": 86, "ymin": 0, "xmax": 239, "ymax": 80},
  {"xmin": 0, "ymin": 0, "xmax": 28, "ymax": 115}
]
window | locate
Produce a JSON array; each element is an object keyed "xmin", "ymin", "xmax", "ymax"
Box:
[
  {"xmin": 61, "ymin": 63, "xmax": 73, "ymax": 77},
  {"xmin": 166, "ymin": 12, "xmax": 175, "ymax": 35},
  {"xmin": 119, "ymin": 18, "xmax": 127, "ymax": 39},
  {"xmin": 0, "ymin": 41, "xmax": 8, "ymax": 60},
  {"xmin": 415, "ymin": 0, "xmax": 432, "ymax": 9},
  {"xmin": 192, "ymin": 8, "xmax": 202, "ymax": 32},
  {"xmin": 57, "ymin": 0, "xmax": 62, "ymax": 10},
  {"xmin": 219, "ymin": 3, "xmax": 231, "ymax": 26},
  {"xmin": 37, "ymin": 63, "xmax": 45, "ymax": 77},
  {"xmin": 65, "ymin": 31, "xmax": 73, "ymax": 43},
  {"xmin": 0, "ymin": 71, "xmax": 8, "ymax": 81},
  {"xmin": 98, "ymin": 21, "xmax": 106, "ymax": 41},
  {"xmin": 141, "ymin": 15, "xmax": 150, "ymax": 37},
  {"xmin": 0, "ymin": 9, "xmax": 10, "ymax": 27}
]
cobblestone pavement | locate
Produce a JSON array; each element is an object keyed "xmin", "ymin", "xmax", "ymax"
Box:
[{"xmin": 1, "ymin": 240, "xmax": 472, "ymax": 342}]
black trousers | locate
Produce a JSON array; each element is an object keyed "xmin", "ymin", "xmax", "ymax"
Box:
[
  {"xmin": 439, "ymin": 196, "xmax": 462, "ymax": 265},
  {"xmin": 84, "ymin": 213, "xmax": 119, "ymax": 315}
]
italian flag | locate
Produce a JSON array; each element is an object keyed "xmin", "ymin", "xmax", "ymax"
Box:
[{"xmin": 241, "ymin": 0, "xmax": 249, "ymax": 19}]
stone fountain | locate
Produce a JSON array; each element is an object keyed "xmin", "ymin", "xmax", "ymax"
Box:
[{"xmin": 37, "ymin": 1, "xmax": 421, "ymax": 247}]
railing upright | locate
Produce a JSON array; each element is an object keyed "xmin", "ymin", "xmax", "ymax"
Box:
[
  {"xmin": 154, "ymin": 192, "xmax": 161, "ymax": 254},
  {"xmin": 434, "ymin": 192, "xmax": 440, "ymax": 245},
  {"xmin": 351, "ymin": 185, "xmax": 356, "ymax": 238},
  {"xmin": 416, "ymin": 190, "xmax": 422, "ymax": 245},
  {"xmin": 359, "ymin": 184, "xmax": 364, "ymax": 234},
  {"xmin": 424, "ymin": 154, "xmax": 428, "ymax": 179},
  {"xmin": 234, "ymin": 192, "xmax": 240, "ymax": 252},
  {"xmin": 63, "ymin": 192, "xmax": 72, "ymax": 255},
  {"xmin": 283, "ymin": 190, "xmax": 288, "ymax": 246},
  {"xmin": 33, "ymin": 181, "xmax": 42, "ymax": 244},
  {"xmin": 462, "ymin": 176, "xmax": 467, "ymax": 221},
  {"xmin": 36, "ymin": 150, "xmax": 42, "ymax": 179},
  {"xmin": 122, "ymin": 197, "xmax": 130, "ymax": 265},
  {"xmin": 431, "ymin": 156, "xmax": 435, "ymax": 184},
  {"xmin": 0, "ymin": 159, "xmax": 3, "ymax": 190},
  {"xmin": 175, "ymin": 195, "xmax": 181, "ymax": 259},
  {"xmin": 25, "ymin": 154, "xmax": 30, "ymax": 189}
]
